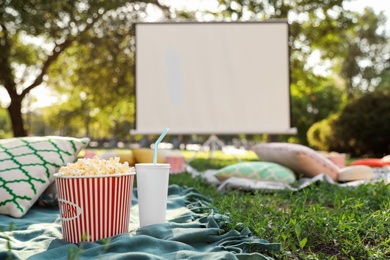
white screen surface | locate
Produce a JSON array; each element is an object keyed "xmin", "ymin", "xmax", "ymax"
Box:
[{"xmin": 133, "ymin": 21, "xmax": 295, "ymax": 135}]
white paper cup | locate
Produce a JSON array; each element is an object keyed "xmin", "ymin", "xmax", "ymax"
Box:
[
  {"xmin": 135, "ymin": 163, "xmax": 170, "ymax": 227},
  {"xmin": 54, "ymin": 172, "xmax": 135, "ymax": 243}
]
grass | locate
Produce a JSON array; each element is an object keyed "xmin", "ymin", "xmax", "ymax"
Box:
[
  {"xmin": 169, "ymin": 152, "xmax": 390, "ymax": 259},
  {"xmin": 3, "ymin": 149, "xmax": 388, "ymax": 259}
]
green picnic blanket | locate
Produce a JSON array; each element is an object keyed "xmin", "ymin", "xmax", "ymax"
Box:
[{"xmin": 0, "ymin": 185, "xmax": 281, "ymax": 259}]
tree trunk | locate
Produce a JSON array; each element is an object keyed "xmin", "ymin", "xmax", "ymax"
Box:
[
  {"xmin": 7, "ymin": 99, "xmax": 27, "ymax": 137},
  {"xmin": 267, "ymin": 134, "xmax": 279, "ymax": 142}
]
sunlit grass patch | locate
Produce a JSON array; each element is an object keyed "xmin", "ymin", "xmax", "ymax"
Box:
[{"xmin": 169, "ymin": 155, "xmax": 390, "ymax": 259}]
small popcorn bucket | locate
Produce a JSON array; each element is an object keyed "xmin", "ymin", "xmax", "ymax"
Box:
[
  {"xmin": 327, "ymin": 154, "xmax": 346, "ymax": 168},
  {"xmin": 54, "ymin": 172, "xmax": 135, "ymax": 243},
  {"xmin": 165, "ymin": 156, "xmax": 185, "ymax": 174}
]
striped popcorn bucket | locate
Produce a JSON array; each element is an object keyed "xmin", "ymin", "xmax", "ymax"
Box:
[{"xmin": 54, "ymin": 172, "xmax": 135, "ymax": 244}]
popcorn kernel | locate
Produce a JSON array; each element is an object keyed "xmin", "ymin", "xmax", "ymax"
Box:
[{"xmin": 57, "ymin": 156, "xmax": 134, "ymax": 176}]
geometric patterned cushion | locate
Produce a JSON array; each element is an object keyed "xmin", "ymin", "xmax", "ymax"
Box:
[
  {"xmin": 252, "ymin": 142, "xmax": 339, "ymax": 181},
  {"xmin": 214, "ymin": 161, "xmax": 297, "ymax": 184},
  {"xmin": 0, "ymin": 136, "xmax": 90, "ymax": 218}
]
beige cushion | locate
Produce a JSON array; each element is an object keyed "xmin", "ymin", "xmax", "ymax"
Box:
[
  {"xmin": 252, "ymin": 142, "xmax": 339, "ymax": 181},
  {"xmin": 118, "ymin": 150, "xmax": 135, "ymax": 166},
  {"xmin": 99, "ymin": 150, "xmax": 135, "ymax": 166},
  {"xmin": 131, "ymin": 148, "xmax": 165, "ymax": 164},
  {"xmin": 338, "ymin": 165, "xmax": 374, "ymax": 182},
  {"xmin": 382, "ymin": 155, "xmax": 390, "ymax": 165}
]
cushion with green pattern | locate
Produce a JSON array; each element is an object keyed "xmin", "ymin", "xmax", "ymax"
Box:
[
  {"xmin": 214, "ymin": 162, "xmax": 296, "ymax": 184},
  {"xmin": 0, "ymin": 136, "xmax": 90, "ymax": 218}
]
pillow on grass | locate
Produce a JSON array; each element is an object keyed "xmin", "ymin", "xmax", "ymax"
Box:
[
  {"xmin": 338, "ymin": 165, "xmax": 374, "ymax": 182},
  {"xmin": 0, "ymin": 136, "xmax": 90, "ymax": 218},
  {"xmin": 252, "ymin": 143, "xmax": 339, "ymax": 181},
  {"xmin": 349, "ymin": 158, "xmax": 385, "ymax": 168},
  {"xmin": 99, "ymin": 150, "xmax": 136, "ymax": 166},
  {"xmin": 132, "ymin": 148, "xmax": 166, "ymax": 164},
  {"xmin": 214, "ymin": 162, "xmax": 296, "ymax": 184},
  {"xmin": 118, "ymin": 150, "xmax": 135, "ymax": 166},
  {"xmin": 383, "ymin": 155, "xmax": 390, "ymax": 165}
]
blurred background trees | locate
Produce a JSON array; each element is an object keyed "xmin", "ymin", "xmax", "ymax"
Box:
[
  {"xmin": 0, "ymin": 0, "xmax": 165, "ymax": 137},
  {"xmin": 0, "ymin": 0, "xmax": 389, "ymax": 156}
]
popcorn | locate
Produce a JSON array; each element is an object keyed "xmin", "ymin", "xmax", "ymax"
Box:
[{"xmin": 57, "ymin": 156, "xmax": 135, "ymax": 176}]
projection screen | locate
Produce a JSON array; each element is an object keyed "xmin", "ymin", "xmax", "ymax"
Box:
[{"xmin": 133, "ymin": 21, "xmax": 295, "ymax": 135}]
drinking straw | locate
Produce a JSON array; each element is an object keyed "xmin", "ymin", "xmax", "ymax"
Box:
[{"xmin": 154, "ymin": 128, "xmax": 169, "ymax": 164}]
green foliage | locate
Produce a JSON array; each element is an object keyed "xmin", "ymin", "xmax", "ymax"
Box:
[
  {"xmin": 216, "ymin": 0, "xmax": 389, "ymax": 144},
  {"xmin": 45, "ymin": 23, "xmax": 136, "ymax": 139},
  {"xmin": 1, "ymin": 0, "xmax": 389, "ymax": 142},
  {"xmin": 0, "ymin": 108, "xmax": 12, "ymax": 138},
  {"xmin": 290, "ymin": 79, "xmax": 346, "ymax": 145},
  {"xmin": 330, "ymin": 91, "xmax": 390, "ymax": 157},
  {"xmin": 0, "ymin": 222, "xmax": 15, "ymax": 260},
  {"xmin": 170, "ymin": 157, "xmax": 390, "ymax": 259},
  {"xmin": 0, "ymin": 0, "xmax": 165, "ymax": 137},
  {"xmin": 307, "ymin": 114, "xmax": 338, "ymax": 151},
  {"xmin": 377, "ymin": 69, "xmax": 390, "ymax": 93}
]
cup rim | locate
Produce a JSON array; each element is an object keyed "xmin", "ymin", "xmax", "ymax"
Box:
[
  {"xmin": 135, "ymin": 163, "xmax": 171, "ymax": 168},
  {"xmin": 53, "ymin": 171, "xmax": 136, "ymax": 178}
]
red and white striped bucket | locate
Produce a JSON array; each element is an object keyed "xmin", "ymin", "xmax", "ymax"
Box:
[{"xmin": 54, "ymin": 173, "xmax": 135, "ymax": 243}]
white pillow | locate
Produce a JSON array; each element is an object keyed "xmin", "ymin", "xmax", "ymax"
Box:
[
  {"xmin": 0, "ymin": 136, "xmax": 90, "ymax": 218},
  {"xmin": 338, "ymin": 165, "xmax": 374, "ymax": 182},
  {"xmin": 252, "ymin": 142, "xmax": 339, "ymax": 181}
]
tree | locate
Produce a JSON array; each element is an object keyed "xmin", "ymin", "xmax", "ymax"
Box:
[
  {"xmin": 0, "ymin": 0, "xmax": 166, "ymax": 137},
  {"xmin": 45, "ymin": 19, "xmax": 137, "ymax": 140},
  {"xmin": 330, "ymin": 91, "xmax": 390, "ymax": 157},
  {"xmin": 314, "ymin": 8, "xmax": 389, "ymax": 99},
  {"xmin": 216, "ymin": 0, "xmax": 388, "ymax": 144},
  {"xmin": 2, "ymin": 0, "xmax": 388, "ymax": 145}
]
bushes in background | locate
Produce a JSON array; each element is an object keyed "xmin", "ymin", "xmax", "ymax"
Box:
[
  {"xmin": 308, "ymin": 91, "xmax": 390, "ymax": 157},
  {"xmin": 307, "ymin": 114, "xmax": 338, "ymax": 151}
]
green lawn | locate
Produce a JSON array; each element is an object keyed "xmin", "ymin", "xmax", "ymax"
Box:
[
  {"xmin": 80, "ymin": 148, "xmax": 389, "ymax": 258},
  {"xmin": 169, "ymin": 154, "xmax": 390, "ymax": 259}
]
